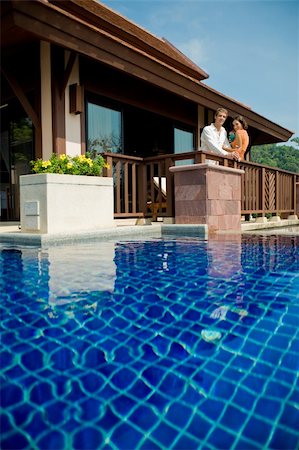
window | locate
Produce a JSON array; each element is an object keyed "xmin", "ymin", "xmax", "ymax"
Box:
[
  {"xmin": 87, "ymin": 102, "xmax": 122, "ymax": 154},
  {"xmin": 174, "ymin": 127, "xmax": 194, "ymax": 165}
]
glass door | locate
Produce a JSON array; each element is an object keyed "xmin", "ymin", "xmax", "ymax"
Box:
[
  {"xmin": 87, "ymin": 102, "xmax": 122, "ymax": 155},
  {"xmin": 1, "ymin": 103, "xmax": 33, "ymax": 221}
]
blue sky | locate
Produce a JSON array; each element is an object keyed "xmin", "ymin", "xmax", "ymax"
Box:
[{"xmin": 100, "ymin": 0, "xmax": 299, "ymax": 142}]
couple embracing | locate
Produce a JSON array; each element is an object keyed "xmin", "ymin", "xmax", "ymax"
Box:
[{"xmin": 201, "ymin": 107, "xmax": 249, "ymax": 161}]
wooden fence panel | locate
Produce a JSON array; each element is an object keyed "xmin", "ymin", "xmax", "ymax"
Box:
[{"xmin": 102, "ymin": 151, "xmax": 298, "ymax": 219}]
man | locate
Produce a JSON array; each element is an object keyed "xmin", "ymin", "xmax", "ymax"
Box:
[{"xmin": 200, "ymin": 108, "xmax": 240, "ymax": 160}]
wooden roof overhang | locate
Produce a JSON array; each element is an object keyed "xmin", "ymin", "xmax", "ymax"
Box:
[{"xmin": 1, "ymin": 0, "xmax": 293, "ymax": 145}]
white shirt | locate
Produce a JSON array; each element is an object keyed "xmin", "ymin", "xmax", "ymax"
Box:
[{"xmin": 200, "ymin": 123, "xmax": 230, "ymax": 156}]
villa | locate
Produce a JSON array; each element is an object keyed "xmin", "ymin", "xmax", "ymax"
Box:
[{"xmin": 1, "ymin": 0, "xmax": 298, "ymax": 232}]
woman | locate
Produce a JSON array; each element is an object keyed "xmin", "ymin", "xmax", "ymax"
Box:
[{"xmin": 223, "ymin": 115, "xmax": 249, "ymax": 161}]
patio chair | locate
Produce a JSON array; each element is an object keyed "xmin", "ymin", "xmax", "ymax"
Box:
[{"xmin": 147, "ymin": 176, "xmax": 167, "ymax": 221}]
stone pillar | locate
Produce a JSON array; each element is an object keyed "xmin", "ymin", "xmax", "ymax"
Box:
[{"xmin": 169, "ymin": 163, "xmax": 244, "ymax": 233}]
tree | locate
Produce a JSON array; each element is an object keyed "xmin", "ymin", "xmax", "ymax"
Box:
[{"xmin": 251, "ymin": 142, "xmax": 299, "ymax": 173}]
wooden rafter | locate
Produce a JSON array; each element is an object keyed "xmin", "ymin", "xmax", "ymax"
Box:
[
  {"xmin": 1, "ymin": 65, "xmax": 40, "ymax": 131},
  {"xmin": 60, "ymin": 51, "xmax": 77, "ymax": 98}
]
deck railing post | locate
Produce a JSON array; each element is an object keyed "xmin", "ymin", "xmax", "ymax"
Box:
[
  {"xmin": 165, "ymin": 157, "xmax": 174, "ymax": 217},
  {"xmin": 275, "ymin": 170, "xmax": 279, "ymax": 215},
  {"xmin": 261, "ymin": 167, "xmax": 266, "ymax": 217},
  {"xmin": 139, "ymin": 162, "xmax": 147, "ymax": 216}
]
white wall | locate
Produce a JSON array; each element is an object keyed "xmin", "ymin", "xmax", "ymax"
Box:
[
  {"xmin": 40, "ymin": 41, "xmax": 53, "ymax": 160},
  {"xmin": 65, "ymin": 52, "xmax": 82, "ymax": 157}
]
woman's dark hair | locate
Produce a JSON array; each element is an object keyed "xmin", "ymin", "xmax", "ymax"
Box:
[{"xmin": 233, "ymin": 115, "xmax": 248, "ymax": 130}]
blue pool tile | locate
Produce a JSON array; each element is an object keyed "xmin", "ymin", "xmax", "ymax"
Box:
[
  {"xmin": 208, "ymin": 427, "xmax": 236, "ymax": 449},
  {"xmin": 199, "ymin": 398, "xmax": 226, "ymax": 421},
  {"xmin": 230, "ymin": 354, "xmax": 254, "ymax": 372},
  {"xmin": 1, "ymin": 383, "xmax": 23, "ymax": 407},
  {"xmin": 129, "ymin": 379, "xmax": 151, "ymax": 399},
  {"xmin": 268, "ymin": 334, "xmax": 292, "ymax": 350},
  {"xmin": 260, "ymin": 347, "xmax": 282, "ymax": 365},
  {"xmin": 251, "ymin": 361, "xmax": 275, "ymax": 377},
  {"xmin": 0, "ymin": 412, "xmax": 12, "ymax": 434},
  {"xmin": 141, "ymin": 344, "xmax": 160, "ymax": 362},
  {"xmin": 260, "ymin": 318, "xmax": 280, "ymax": 332},
  {"xmin": 281, "ymin": 352, "xmax": 299, "ymax": 371},
  {"xmin": 1, "ymin": 331, "xmax": 18, "ymax": 346},
  {"xmin": 139, "ymin": 439, "xmax": 161, "ymax": 449},
  {"xmin": 244, "ymin": 374, "xmax": 266, "ymax": 394},
  {"xmin": 80, "ymin": 372, "xmax": 104, "ymax": 393},
  {"xmin": 214, "ymin": 379, "xmax": 237, "ymax": 400},
  {"xmin": 175, "ymin": 363, "xmax": 199, "ymax": 378},
  {"xmin": 234, "ymin": 438, "xmax": 261, "ymax": 449},
  {"xmin": 243, "ymin": 417, "xmax": 272, "ymax": 445},
  {"xmin": 112, "ymin": 394, "xmax": 136, "ymax": 416},
  {"xmin": 111, "ymin": 423, "xmax": 143, "ymax": 449},
  {"xmin": 0, "ymin": 350, "xmax": 14, "ymax": 369},
  {"xmin": 147, "ymin": 391, "xmax": 170, "ymax": 412},
  {"xmin": 187, "ymin": 412, "xmax": 211, "ymax": 440},
  {"xmin": 73, "ymin": 426, "xmax": 103, "ymax": 450},
  {"xmin": 152, "ymin": 421, "xmax": 179, "ymax": 447},
  {"xmin": 111, "ymin": 367, "xmax": 136, "ymax": 389},
  {"xmin": 142, "ymin": 366, "xmax": 165, "ymax": 387},
  {"xmin": 221, "ymin": 405, "xmax": 247, "ymax": 431},
  {"xmin": 1, "ymin": 237, "xmax": 299, "ymax": 449},
  {"xmin": 241, "ymin": 340, "xmax": 262, "ymax": 358},
  {"xmin": 21, "ymin": 348, "xmax": 44, "ymax": 371},
  {"xmin": 280, "ymin": 404, "xmax": 299, "ymax": 430},
  {"xmin": 45, "ymin": 401, "xmax": 68, "ymax": 425},
  {"xmin": 79, "ymin": 398, "xmax": 104, "ymax": 421},
  {"xmin": 97, "ymin": 406, "xmax": 119, "ymax": 430},
  {"xmin": 222, "ymin": 367, "xmax": 244, "ymax": 383},
  {"xmin": 24, "ymin": 411, "xmax": 48, "ymax": 439},
  {"xmin": 254, "ymin": 398, "xmax": 281, "ymax": 421},
  {"xmin": 248, "ymin": 328, "xmax": 271, "ymax": 343},
  {"xmin": 233, "ymin": 387, "xmax": 256, "ymax": 410},
  {"xmin": 165, "ymin": 402, "xmax": 192, "ymax": 428},
  {"xmin": 38, "ymin": 430, "xmax": 66, "ymax": 450},
  {"xmin": 274, "ymin": 367, "xmax": 297, "ymax": 386},
  {"xmin": 269, "ymin": 426, "xmax": 299, "ymax": 450},
  {"xmin": 168, "ymin": 342, "xmax": 190, "ymax": 359},
  {"xmin": 159, "ymin": 373, "xmax": 185, "ymax": 396},
  {"xmin": 1, "ymin": 432, "xmax": 31, "ymax": 450},
  {"xmin": 129, "ymin": 405, "xmax": 158, "ymax": 431},
  {"xmin": 216, "ymin": 349, "xmax": 235, "ymax": 364},
  {"xmin": 289, "ymin": 388, "xmax": 299, "ymax": 404},
  {"xmin": 174, "ymin": 435, "xmax": 199, "ymax": 450},
  {"xmin": 265, "ymin": 381, "xmax": 290, "ymax": 399},
  {"xmin": 181, "ymin": 384, "xmax": 207, "ymax": 406},
  {"xmin": 30, "ymin": 381, "xmax": 54, "ymax": 405}
]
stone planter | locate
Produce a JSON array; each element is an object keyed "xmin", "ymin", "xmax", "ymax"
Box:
[{"xmin": 20, "ymin": 173, "xmax": 114, "ymax": 234}]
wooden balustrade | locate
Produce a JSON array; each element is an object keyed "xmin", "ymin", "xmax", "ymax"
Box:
[{"xmin": 102, "ymin": 151, "xmax": 298, "ymax": 219}]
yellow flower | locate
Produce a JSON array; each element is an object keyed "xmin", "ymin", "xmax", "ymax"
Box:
[
  {"xmin": 67, "ymin": 162, "xmax": 73, "ymax": 169},
  {"xmin": 59, "ymin": 154, "xmax": 67, "ymax": 160},
  {"xmin": 104, "ymin": 163, "xmax": 110, "ymax": 169},
  {"xmin": 86, "ymin": 158, "xmax": 93, "ymax": 167},
  {"xmin": 42, "ymin": 160, "xmax": 51, "ymax": 168}
]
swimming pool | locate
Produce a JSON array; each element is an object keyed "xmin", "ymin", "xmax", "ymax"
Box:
[{"xmin": 1, "ymin": 235, "xmax": 299, "ymax": 449}]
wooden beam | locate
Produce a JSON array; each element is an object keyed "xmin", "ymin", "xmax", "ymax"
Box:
[
  {"xmin": 1, "ymin": 65, "xmax": 40, "ymax": 131},
  {"xmin": 60, "ymin": 51, "xmax": 77, "ymax": 97}
]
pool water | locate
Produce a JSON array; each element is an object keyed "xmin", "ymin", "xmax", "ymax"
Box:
[{"xmin": 1, "ymin": 235, "xmax": 299, "ymax": 449}]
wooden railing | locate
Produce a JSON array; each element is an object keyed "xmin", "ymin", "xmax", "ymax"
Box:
[{"xmin": 103, "ymin": 151, "xmax": 298, "ymax": 219}]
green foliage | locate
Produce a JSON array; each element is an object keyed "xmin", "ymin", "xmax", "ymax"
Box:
[
  {"xmin": 31, "ymin": 153, "xmax": 109, "ymax": 176},
  {"xmin": 251, "ymin": 142, "xmax": 299, "ymax": 173},
  {"xmin": 11, "ymin": 118, "xmax": 33, "ymax": 145}
]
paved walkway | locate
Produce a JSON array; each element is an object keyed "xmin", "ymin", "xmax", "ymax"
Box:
[{"xmin": 0, "ymin": 218, "xmax": 298, "ymax": 247}]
